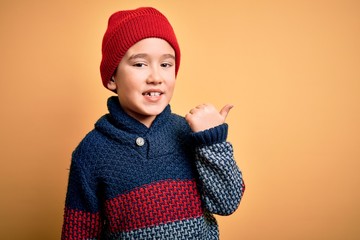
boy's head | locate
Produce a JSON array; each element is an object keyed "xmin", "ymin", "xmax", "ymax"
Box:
[{"xmin": 100, "ymin": 7, "xmax": 181, "ymax": 91}]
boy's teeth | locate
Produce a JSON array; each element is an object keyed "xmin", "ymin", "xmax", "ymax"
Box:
[{"xmin": 147, "ymin": 92, "xmax": 161, "ymax": 96}]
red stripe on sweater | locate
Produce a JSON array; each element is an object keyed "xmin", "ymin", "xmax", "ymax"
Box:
[
  {"xmin": 105, "ymin": 179, "xmax": 203, "ymax": 232},
  {"xmin": 61, "ymin": 208, "xmax": 102, "ymax": 240}
]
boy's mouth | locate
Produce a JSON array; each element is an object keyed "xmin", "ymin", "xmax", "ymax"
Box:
[
  {"xmin": 142, "ymin": 90, "xmax": 164, "ymax": 97},
  {"xmin": 143, "ymin": 92, "xmax": 162, "ymax": 97}
]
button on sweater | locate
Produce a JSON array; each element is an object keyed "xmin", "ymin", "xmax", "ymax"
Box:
[{"xmin": 61, "ymin": 96, "xmax": 245, "ymax": 240}]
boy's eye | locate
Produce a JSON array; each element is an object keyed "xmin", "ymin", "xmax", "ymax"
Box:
[
  {"xmin": 133, "ymin": 62, "xmax": 147, "ymax": 67},
  {"xmin": 161, "ymin": 63, "xmax": 173, "ymax": 68}
]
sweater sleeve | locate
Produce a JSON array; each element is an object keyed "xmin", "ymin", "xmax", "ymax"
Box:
[
  {"xmin": 61, "ymin": 153, "xmax": 103, "ymax": 240},
  {"xmin": 191, "ymin": 124, "xmax": 245, "ymax": 216}
]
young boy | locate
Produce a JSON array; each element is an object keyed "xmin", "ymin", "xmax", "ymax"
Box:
[{"xmin": 62, "ymin": 7, "xmax": 245, "ymax": 240}]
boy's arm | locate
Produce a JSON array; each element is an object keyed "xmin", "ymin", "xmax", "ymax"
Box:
[
  {"xmin": 186, "ymin": 104, "xmax": 245, "ymax": 215},
  {"xmin": 61, "ymin": 154, "xmax": 103, "ymax": 240}
]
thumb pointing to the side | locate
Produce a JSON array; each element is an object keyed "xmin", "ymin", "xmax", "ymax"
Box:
[{"xmin": 220, "ymin": 104, "xmax": 234, "ymax": 120}]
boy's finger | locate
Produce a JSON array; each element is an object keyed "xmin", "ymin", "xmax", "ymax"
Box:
[{"xmin": 220, "ymin": 104, "xmax": 234, "ymax": 119}]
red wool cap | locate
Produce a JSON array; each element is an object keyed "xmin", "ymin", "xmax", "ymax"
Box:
[{"xmin": 100, "ymin": 7, "xmax": 181, "ymax": 90}]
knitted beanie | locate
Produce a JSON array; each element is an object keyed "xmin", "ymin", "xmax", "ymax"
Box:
[{"xmin": 100, "ymin": 7, "xmax": 181, "ymax": 90}]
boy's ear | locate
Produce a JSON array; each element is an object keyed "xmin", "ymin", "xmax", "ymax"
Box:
[{"xmin": 107, "ymin": 76, "xmax": 117, "ymax": 90}]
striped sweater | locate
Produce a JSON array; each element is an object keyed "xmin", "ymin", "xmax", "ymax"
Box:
[{"xmin": 61, "ymin": 96, "xmax": 245, "ymax": 240}]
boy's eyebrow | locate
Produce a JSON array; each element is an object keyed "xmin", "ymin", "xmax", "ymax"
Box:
[
  {"xmin": 128, "ymin": 53, "xmax": 148, "ymax": 60},
  {"xmin": 162, "ymin": 54, "xmax": 176, "ymax": 60},
  {"xmin": 128, "ymin": 53, "xmax": 175, "ymax": 60}
]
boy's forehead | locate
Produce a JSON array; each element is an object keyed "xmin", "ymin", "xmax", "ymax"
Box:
[
  {"xmin": 128, "ymin": 53, "xmax": 175, "ymax": 60},
  {"xmin": 124, "ymin": 38, "xmax": 175, "ymax": 57}
]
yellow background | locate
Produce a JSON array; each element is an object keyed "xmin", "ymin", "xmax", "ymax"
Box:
[{"xmin": 1, "ymin": 0, "xmax": 359, "ymax": 239}]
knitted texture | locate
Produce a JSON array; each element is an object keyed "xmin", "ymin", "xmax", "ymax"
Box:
[
  {"xmin": 100, "ymin": 7, "xmax": 181, "ymax": 89},
  {"xmin": 195, "ymin": 143, "xmax": 246, "ymax": 215},
  {"xmin": 61, "ymin": 96, "xmax": 244, "ymax": 240},
  {"xmin": 104, "ymin": 180, "xmax": 203, "ymax": 232}
]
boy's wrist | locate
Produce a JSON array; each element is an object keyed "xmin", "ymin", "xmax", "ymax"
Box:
[{"xmin": 190, "ymin": 123, "xmax": 228, "ymax": 147}]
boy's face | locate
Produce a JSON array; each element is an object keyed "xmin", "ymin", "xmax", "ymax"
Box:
[{"xmin": 107, "ymin": 38, "xmax": 176, "ymax": 127}]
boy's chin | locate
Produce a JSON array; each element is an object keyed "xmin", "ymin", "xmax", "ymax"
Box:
[{"xmin": 143, "ymin": 107, "xmax": 167, "ymax": 116}]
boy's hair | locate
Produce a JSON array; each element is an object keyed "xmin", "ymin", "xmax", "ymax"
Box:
[{"xmin": 100, "ymin": 7, "xmax": 181, "ymax": 90}]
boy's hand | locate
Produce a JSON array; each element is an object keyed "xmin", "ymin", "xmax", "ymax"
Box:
[{"xmin": 185, "ymin": 104, "xmax": 233, "ymax": 132}]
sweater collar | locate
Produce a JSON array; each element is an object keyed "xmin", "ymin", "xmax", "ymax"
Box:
[{"xmin": 105, "ymin": 96, "xmax": 172, "ymax": 135}]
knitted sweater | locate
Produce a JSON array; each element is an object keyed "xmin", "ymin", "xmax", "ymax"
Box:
[{"xmin": 61, "ymin": 96, "xmax": 245, "ymax": 240}]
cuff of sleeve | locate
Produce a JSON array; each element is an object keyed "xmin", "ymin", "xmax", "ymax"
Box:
[{"xmin": 190, "ymin": 123, "xmax": 228, "ymax": 146}]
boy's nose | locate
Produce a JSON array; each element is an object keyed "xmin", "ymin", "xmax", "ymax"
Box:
[{"xmin": 146, "ymin": 67, "xmax": 163, "ymax": 84}]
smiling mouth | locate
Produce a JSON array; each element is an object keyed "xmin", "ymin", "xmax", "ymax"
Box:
[{"xmin": 142, "ymin": 92, "xmax": 163, "ymax": 97}]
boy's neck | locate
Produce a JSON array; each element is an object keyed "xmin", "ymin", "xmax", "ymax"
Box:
[
  {"xmin": 135, "ymin": 116, "xmax": 156, "ymax": 128},
  {"xmin": 123, "ymin": 110, "xmax": 156, "ymax": 128}
]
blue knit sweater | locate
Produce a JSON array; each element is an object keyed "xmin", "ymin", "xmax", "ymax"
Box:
[{"xmin": 61, "ymin": 96, "xmax": 245, "ymax": 240}]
